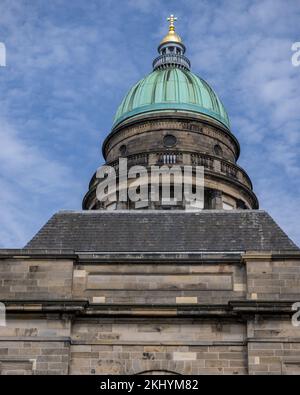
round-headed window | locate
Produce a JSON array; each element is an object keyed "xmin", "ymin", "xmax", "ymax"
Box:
[
  {"xmin": 119, "ymin": 144, "xmax": 127, "ymax": 156},
  {"xmin": 214, "ymin": 144, "xmax": 223, "ymax": 157},
  {"xmin": 163, "ymin": 134, "xmax": 177, "ymax": 148}
]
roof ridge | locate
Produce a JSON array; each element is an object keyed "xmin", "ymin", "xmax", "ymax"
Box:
[{"xmin": 56, "ymin": 209, "xmax": 267, "ymax": 215}]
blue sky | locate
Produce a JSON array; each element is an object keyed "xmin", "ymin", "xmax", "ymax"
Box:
[{"xmin": 0, "ymin": 0, "xmax": 299, "ymax": 247}]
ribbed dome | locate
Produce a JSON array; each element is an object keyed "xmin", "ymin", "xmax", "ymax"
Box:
[{"xmin": 113, "ymin": 68, "xmax": 230, "ymax": 129}]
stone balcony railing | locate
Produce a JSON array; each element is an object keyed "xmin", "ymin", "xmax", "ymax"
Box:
[
  {"xmin": 90, "ymin": 151, "xmax": 253, "ymax": 191},
  {"xmin": 152, "ymin": 54, "xmax": 191, "ymax": 71}
]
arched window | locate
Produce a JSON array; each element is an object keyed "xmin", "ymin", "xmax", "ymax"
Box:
[
  {"xmin": 214, "ymin": 144, "xmax": 223, "ymax": 157},
  {"xmin": 119, "ymin": 144, "xmax": 127, "ymax": 156},
  {"xmin": 136, "ymin": 369, "xmax": 181, "ymax": 375}
]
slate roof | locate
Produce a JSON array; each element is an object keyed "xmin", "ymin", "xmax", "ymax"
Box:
[{"xmin": 25, "ymin": 210, "xmax": 299, "ymax": 253}]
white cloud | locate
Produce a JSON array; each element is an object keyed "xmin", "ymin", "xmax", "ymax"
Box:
[
  {"xmin": 0, "ymin": 118, "xmax": 80, "ymax": 247},
  {"xmin": 183, "ymin": 0, "xmax": 300, "ymax": 244}
]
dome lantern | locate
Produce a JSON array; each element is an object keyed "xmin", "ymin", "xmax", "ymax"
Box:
[{"xmin": 153, "ymin": 14, "xmax": 191, "ymax": 71}]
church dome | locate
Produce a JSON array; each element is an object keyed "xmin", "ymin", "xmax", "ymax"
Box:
[
  {"xmin": 113, "ymin": 68, "xmax": 230, "ymax": 129},
  {"xmin": 83, "ymin": 15, "xmax": 259, "ymax": 212}
]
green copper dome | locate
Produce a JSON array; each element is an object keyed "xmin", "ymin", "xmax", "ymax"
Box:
[{"xmin": 113, "ymin": 68, "xmax": 230, "ymax": 130}]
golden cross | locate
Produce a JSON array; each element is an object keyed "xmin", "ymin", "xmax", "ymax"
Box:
[{"xmin": 167, "ymin": 14, "xmax": 177, "ymax": 31}]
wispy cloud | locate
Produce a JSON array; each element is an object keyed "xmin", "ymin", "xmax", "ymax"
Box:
[
  {"xmin": 0, "ymin": 117, "xmax": 80, "ymax": 246},
  {"xmin": 183, "ymin": 0, "xmax": 300, "ymax": 244}
]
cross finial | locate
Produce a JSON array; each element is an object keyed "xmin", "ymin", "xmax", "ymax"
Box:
[{"xmin": 167, "ymin": 14, "xmax": 177, "ymax": 32}]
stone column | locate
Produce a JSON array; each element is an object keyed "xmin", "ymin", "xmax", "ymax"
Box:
[{"xmin": 211, "ymin": 190, "xmax": 223, "ymax": 209}]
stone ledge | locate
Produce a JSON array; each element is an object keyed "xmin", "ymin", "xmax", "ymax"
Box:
[
  {"xmin": 70, "ymin": 340, "xmax": 246, "ymax": 346},
  {"xmin": 0, "ymin": 250, "xmax": 243, "ymax": 263},
  {"xmin": 2, "ymin": 300, "xmax": 88, "ymax": 313},
  {"xmin": 76, "ymin": 252, "xmax": 243, "ymax": 263},
  {"xmin": 230, "ymin": 301, "xmax": 297, "ymax": 314},
  {"xmin": 0, "ymin": 300, "xmax": 297, "ymax": 317},
  {"xmin": 242, "ymin": 251, "xmax": 300, "ymax": 261},
  {"xmin": 0, "ymin": 249, "xmax": 77, "ymax": 259},
  {"xmin": 0, "ymin": 337, "xmax": 70, "ymax": 342},
  {"xmin": 247, "ymin": 338, "xmax": 300, "ymax": 343}
]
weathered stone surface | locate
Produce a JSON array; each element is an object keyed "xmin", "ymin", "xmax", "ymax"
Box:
[
  {"xmin": 245, "ymin": 256, "xmax": 300, "ymax": 300},
  {"xmin": 0, "ymin": 341, "xmax": 70, "ymax": 375},
  {"xmin": 73, "ymin": 262, "xmax": 244, "ymax": 304},
  {"xmin": 0, "ymin": 238, "xmax": 299, "ymax": 376},
  {"xmin": 0, "ymin": 259, "xmax": 73, "ymax": 300},
  {"xmin": 70, "ymin": 343, "xmax": 247, "ymax": 375}
]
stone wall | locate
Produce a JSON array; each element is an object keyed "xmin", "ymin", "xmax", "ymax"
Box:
[
  {"xmin": 73, "ymin": 262, "xmax": 246, "ymax": 304},
  {"xmin": 71, "ymin": 318, "xmax": 246, "ymax": 375},
  {"xmin": 0, "ymin": 340, "xmax": 70, "ymax": 375},
  {"xmin": 1, "ymin": 315, "xmax": 300, "ymax": 375},
  {"xmin": 0, "ymin": 258, "xmax": 73, "ymax": 300},
  {"xmin": 0, "ymin": 251, "xmax": 300, "ymax": 375},
  {"xmin": 248, "ymin": 317, "xmax": 300, "ymax": 375},
  {"xmin": 70, "ymin": 344, "xmax": 247, "ymax": 375},
  {"xmin": 0, "ymin": 315, "xmax": 71, "ymax": 375},
  {"xmin": 244, "ymin": 254, "xmax": 300, "ymax": 301},
  {"xmin": 104, "ymin": 117, "xmax": 238, "ymax": 163},
  {"xmin": 0, "ymin": 317, "xmax": 247, "ymax": 375}
]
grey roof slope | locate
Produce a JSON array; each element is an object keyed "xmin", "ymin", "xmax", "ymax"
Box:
[{"xmin": 25, "ymin": 210, "xmax": 299, "ymax": 252}]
